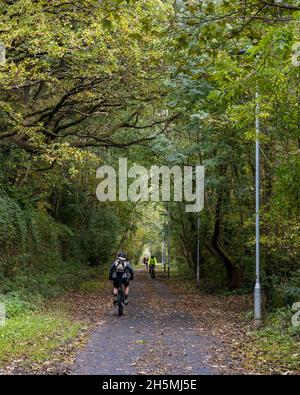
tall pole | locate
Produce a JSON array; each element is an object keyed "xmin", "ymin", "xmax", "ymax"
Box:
[
  {"xmin": 254, "ymin": 90, "xmax": 262, "ymax": 328},
  {"xmin": 163, "ymin": 238, "xmax": 166, "ymax": 273},
  {"xmin": 161, "ymin": 235, "xmax": 165, "ymax": 272},
  {"xmin": 196, "ymin": 214, "xmax": 200, "ymax": 288},
  {"xmin": 161, "ymin": 237, "xmax": 164, "ymax": 265},
  {"xmin": 167, "ymin": 202, "xmax": 171, "ymax": 278}
]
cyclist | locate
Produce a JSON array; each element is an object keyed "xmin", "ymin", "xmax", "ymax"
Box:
[
  {"xmin": 142, "ymin": 256, "xmax": 149, "ymax": 270},
  {"xmin": 149, "ymin": 255, "xmax": 157, "ymax": 279},
  {"xmin": 109, "ymin": 252, "xmax": 134, "ymax": 306}
]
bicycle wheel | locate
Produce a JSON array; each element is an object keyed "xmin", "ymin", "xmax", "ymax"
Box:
[
  {"xmin": 150, "ymin": 266, "xmax": 155, "ymax": 279},
  {"xmin": 118, "ymin": 289, "xmax": 124, "ymax": 316}
]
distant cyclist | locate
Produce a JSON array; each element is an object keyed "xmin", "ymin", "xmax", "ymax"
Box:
[
  {"xmin": 143, "ymin": 256, "xmax": 149, "ymax": 270},
  {"xmin": 149, "ymin": 255, "xmax": 157, "ymax": 279},
  {"xmin": 109, "ymin": 252, "xmax": 134, "ymax": 306}
]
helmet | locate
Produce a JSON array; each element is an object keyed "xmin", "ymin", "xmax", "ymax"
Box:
[{"xmin": 117, "ymin": 252, "xmax": 127, "ymax": 261}]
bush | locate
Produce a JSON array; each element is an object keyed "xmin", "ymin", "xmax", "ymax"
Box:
[
  {"xmin": 0, "ymin": 190, "xmax": 114, "ymax": 302},
  {"xmin": 0, "ymin": 292, "xmax": 39, "ymax": 319},
  {"xmin": 269, "ymin": 285, "xmax": 300, "ymax": 309},
  {"xmin": 78, "ymin": 207, "xmax": 120, "ymax": 265}
]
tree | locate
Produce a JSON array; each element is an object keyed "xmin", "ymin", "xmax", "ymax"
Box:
[{"xmin": 162, "ymin": 0, "xmax": 300, "ymax": 291}]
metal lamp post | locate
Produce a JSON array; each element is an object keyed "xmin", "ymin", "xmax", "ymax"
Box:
[
  {"xmin": 167, "ymin": 202, "xmax": 171, "ymax": 278},
  {"xmin": 254, "ymin": 90, "xmax": 262, "ymax": 328},
  {"xmin": 239, "ymin": 50, "xmax": 262, "ymax": 326},
  {"xmin": 196, "ymin": 214, "xmax": 200, "ymax": 288},
  {"xmin": 230, "ymin": 49, "xmax": 262, "ymax": 327},
  {"xmin": 162, "ymin": 235, "xmax": 166, "ymax": 272}
]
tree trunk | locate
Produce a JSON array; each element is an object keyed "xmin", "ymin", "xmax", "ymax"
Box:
[{"xmin": 209, "ymin": 165, "xmax": 241, "ymax": 290}]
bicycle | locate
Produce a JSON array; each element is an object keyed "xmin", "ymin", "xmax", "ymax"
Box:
[
  {"xmin": 149, "ymin": 265, "xmax": 155, "ymax": 280},
  {"xmin": 117, "ymin": 280, "xmax": 125, "ymax": 316}
]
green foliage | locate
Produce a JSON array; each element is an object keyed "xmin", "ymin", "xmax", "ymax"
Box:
[
  {"xmin": 270, "ymin": 286, "xmax": 300, "ymax": 309},
  {"xmin": 0, "ymin": 188, "xmax": 116, "ymax": 299},
  {"xmin": 274, "ymin": 156, "xmax": 300, "ymax": 215},
  {"xmin": 155, "ymin": 0, "xmax": 300, "ymax": 295},
  {"xmin": 79, "ymin": 207, "xmax": 120, "ymax": 265},
  {"xmin": 0, "ymin": 191, "xmax": 27, "ymax": 252},
  {"xmin": 0, "ymin": 0, "xmax": 172, "ymax": 159},
  {"xmin": 0, "ymin": 292, "xmax": 39, "ymax": 319}
]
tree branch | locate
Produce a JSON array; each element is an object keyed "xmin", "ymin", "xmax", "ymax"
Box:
[{"xmin": 261, "ymin": 0, "xmax": 300, "ymax": 11}]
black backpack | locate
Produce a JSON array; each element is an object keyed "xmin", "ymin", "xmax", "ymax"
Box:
[{"xmin": 115, "ymin": 259, "xmax": 126, "ymax": 272}]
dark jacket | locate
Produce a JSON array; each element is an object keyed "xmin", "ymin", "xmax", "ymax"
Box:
[{"xmin": 109, "ymin": 259, "xmax": 134, "ymax": 281}]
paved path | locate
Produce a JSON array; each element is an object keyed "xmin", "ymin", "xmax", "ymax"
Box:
[{"xmin": 72, "ymin": 269, "xmax": 221, "ymax": 375}]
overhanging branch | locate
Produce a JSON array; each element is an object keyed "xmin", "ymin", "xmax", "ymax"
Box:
[{"xmin": 261, "ymin": 0, "xmax": 300, "ymax": 11}]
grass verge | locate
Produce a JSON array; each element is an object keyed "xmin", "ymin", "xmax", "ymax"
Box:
[
  {"xmin": 0, "ymin": 311, "xmax": 81, "ymax": 366},
  {"xmin": 0, "ymin": 272, "xmax": 107, "ymax": 372},
  {"xmin": 251, "ymin": 307, "xmax": 300, "ymax": 372}
]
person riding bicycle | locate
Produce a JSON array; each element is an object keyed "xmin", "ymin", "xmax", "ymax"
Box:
[
  {"xmin": 109, "ymin": 252, "xmax": 134, "ymax": 306},
  {"xmin": 142, "ymin": 256, "xmax": 149, "ymax": 270},
  {"xmin": 149, "ymin": 255, "xmax": 157, "ymax": 278}
]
